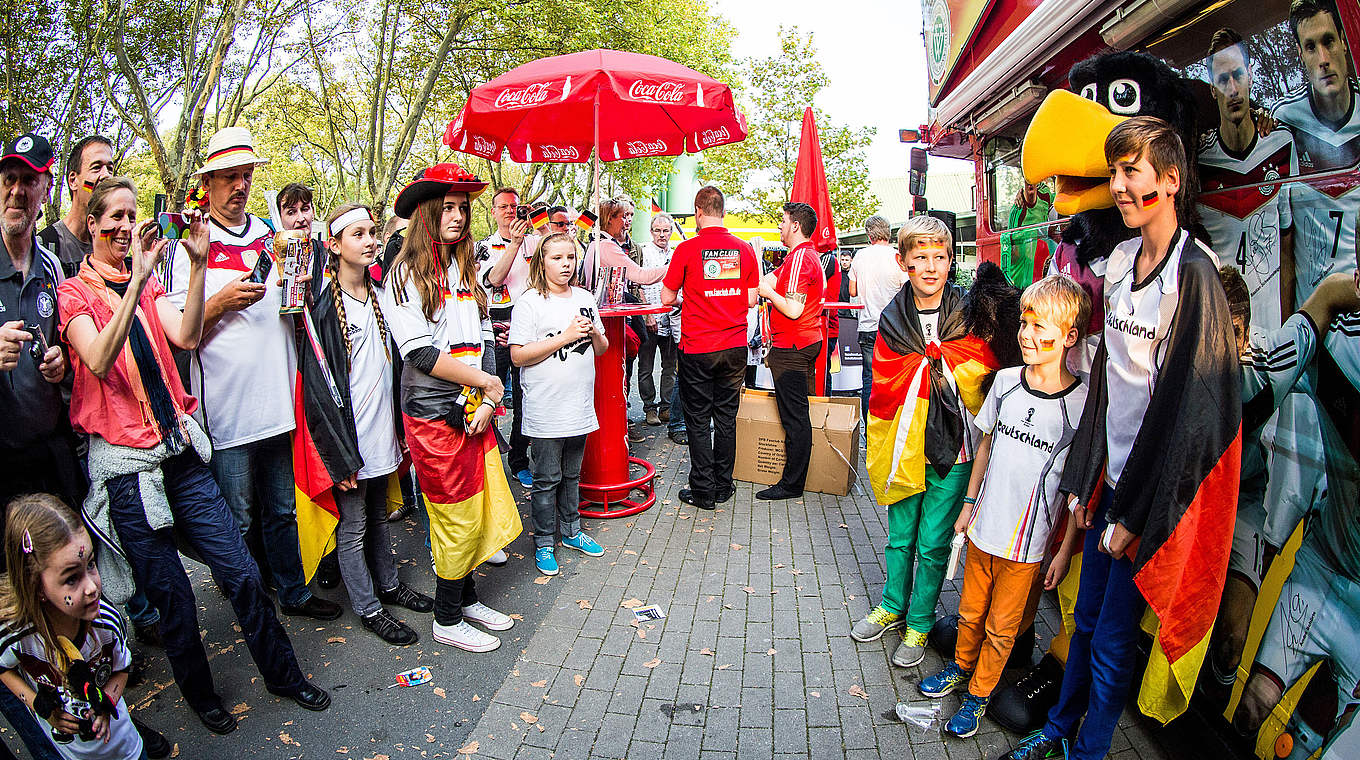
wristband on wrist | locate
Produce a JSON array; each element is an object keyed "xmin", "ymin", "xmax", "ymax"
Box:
[{"xmin": 962, "ymin": 496, "xmax": 977, "ymax": 505}]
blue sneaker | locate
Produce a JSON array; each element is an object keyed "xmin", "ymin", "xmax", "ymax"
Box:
[
  {"xmin": 516, "ymin": 469, "xmax": 533, "ymax": 488},
  {"xmin": 944, "ymin": 693, "xmax": 988, "ymax": 738},
  {"xmin": 561, "ymin": 532, "xmax": 604, "ymax": 557},
  {"xmin": 919, "ymin": 662, "xmax": 971, "ymax": 698},
  {"xmin": 534, "ymin": 547, "xmax": 559, "ymax": 576},
  {"xmin": 999, "ymin": 730, "xmax": 1068, "ymax": 760}
]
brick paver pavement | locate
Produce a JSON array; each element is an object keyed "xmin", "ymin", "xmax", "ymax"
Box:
[{"xmin": 457, "ymin": 420, "xmax": 1177, "ymax": 760}]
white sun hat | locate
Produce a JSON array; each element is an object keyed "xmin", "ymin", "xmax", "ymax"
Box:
[{"xmin": 193, "ymin": 126, "xmax": 270, "ymax": 176}]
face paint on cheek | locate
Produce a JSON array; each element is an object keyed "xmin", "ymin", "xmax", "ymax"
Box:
[
  {"xmin": 1140, "ymin": 191, "xmax": 1160, "ymax": 209},
  {"xmin": 64, "ymin": 596, "xmax": 72, "ymax": 607},
  {"xmin": 82, "ymin": 179, "xmax": 96, "ymax": 192},
  {"xmin": 99, "ymin": 228, "xmax": 116, "ymax": 240},
  {"xmin": 1039, "ymin": 338, "xmax": 1058, "ymax": 351}
]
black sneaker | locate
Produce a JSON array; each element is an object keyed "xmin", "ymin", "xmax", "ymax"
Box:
[
  {"xmin": 668, "ymin": 430, "xmax": 688, "ymax": 445},
  {"xmin": 133, "ymin": 621, "xmax": 163, "ymax": 648},
  {"xmin": 361, "ymin": 608, "xmax": 419, "ymax": 645},
  {"xmin": 133, "ymin": 717, "xmax": 171, "ymax": 759},
  {"xmin": 715, "ymin": 485, "xmax": 735, "ymax": 504},
  {"xmin": 990, "ymin": 653, "xmax": 1064, "ymax": 734},
  {"xmin": 378, "ymin": 582, "xmax": 434, "ymax": 613},
  {"xmin": 280, "ymin": 595, "xmax": 343, "ymax": 621},
  {"xmin": 678, "ymin": 488, "xmax": 715, "ymax": 510},
  {"xmin": 315, "ymin": 551, "xmax": 341, "ymax": 589},
  {"xmin": 755, "ymin": 485, "xmax": 801, "ymax": 500}
]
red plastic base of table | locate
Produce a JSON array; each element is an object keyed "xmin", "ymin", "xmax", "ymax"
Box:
[{"xmin": 579, "ymin": 456, "xmax": 657, "ymax": 518}]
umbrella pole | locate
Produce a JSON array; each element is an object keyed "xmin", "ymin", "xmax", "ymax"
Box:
[{"xmin": 592, "ymin": 91, "xmax": 601, "ymax": 222}]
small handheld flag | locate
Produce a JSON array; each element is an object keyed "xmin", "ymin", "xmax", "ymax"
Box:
[
  {"xmin": 650, "ymin": 198, "xmax": 662, "ymax": 214},
  {"xmin": 529, "ymin": 208, "xmax": 550, "ymax": 228},
  {"xmin": 575, "ymin": 209, "xmax": 598, "ymax": 232}
]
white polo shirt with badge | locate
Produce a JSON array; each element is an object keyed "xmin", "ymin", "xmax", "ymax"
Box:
[{"xmin": 166, "ymin": 214, "xmax": 296, "ymax": 449}]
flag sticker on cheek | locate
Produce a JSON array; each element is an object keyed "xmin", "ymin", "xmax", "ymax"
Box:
[
  {"xmin": 1039, "ymin": 338, "xmax": 1058, "ymax": 351},
  {"xmin": 99, "ymin": 228, "xmax": 116, "ymax": 240},
  {"xmin": 1140, "ymin": 191, "xmax": 1160, "ymax": 209}
]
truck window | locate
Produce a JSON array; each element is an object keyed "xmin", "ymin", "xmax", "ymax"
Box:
[{"xmin": 986, "ymin": 136, "xmax": 1058, "ymax": 287}]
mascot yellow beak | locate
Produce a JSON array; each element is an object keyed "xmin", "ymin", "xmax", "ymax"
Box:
[{"xmin": 1022, "ymin": 89, "xmax": 1129, "ymax": 215}]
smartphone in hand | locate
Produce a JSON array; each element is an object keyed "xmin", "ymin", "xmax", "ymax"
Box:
[
  {"xmin": 247, "ymin": 250, "xmax": 274, "ymax": 284},
  {"xmin": 157, "ymin": 212, "xmax": 189, "ymax": 240}
]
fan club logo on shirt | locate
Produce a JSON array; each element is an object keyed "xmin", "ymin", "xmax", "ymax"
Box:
[
  {"xmin": 627, "ymin": 81, "xmax": 686, "ymax": 103},
  {"xmin": 701, "ymin": 249, "xmax": 741, "ymax": 280},
  {"xmin": 494, "ymin": 82, "xmax": 553, "ymax": 109},
  {"xmin": 995, "ymin": 419, "xmax": 1056, "ymax": 453},
  {"xmin": 1106, "ymin": 310, "xmax": 1157, "ymax": 340}
]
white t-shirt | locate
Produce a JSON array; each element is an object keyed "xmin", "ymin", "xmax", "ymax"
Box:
[
  {"xmin": 507, "ymin": 287, "xmax": 606, "ymax": 438},
  {"xmin": 850, "ymin": 243, "xmax": 906, "ymax": 333},
  {"xmin": 0, "ymin": 602, "xmax": 141, "ymax": 760},
  {"xmin": 476, "ymin": 231, "xmax": 536, "ymax": 313},
  {"xmin": 918, "ymin": 308, "xmax": 941, "ymax": 345},
  {"xmin": 339, "ymin": 286, "xmax": 401, "ymax": 479},
  {"xmin": 166, "ymin": 214, "xmax": 296, "ymax": 448},
  {"xmin": 1101, "ymin": 230, "xmax": 1206, "ymax": 485},
  {"xmin": 968, "ymin": 366, "xmax": 1088, "ymax": 563}
]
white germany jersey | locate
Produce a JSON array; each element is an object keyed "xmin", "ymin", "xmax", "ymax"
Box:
[
  {"xmin": 1271, "ymin": 81, "xmax": 1360, "ymax": 305},
  {"xmin": 1197, "ymin": 126, "xmax": 1297, "ymax": 331}
]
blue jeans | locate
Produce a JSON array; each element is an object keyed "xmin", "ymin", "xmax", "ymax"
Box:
[
  {"xmin": 0, "ymin": 683, "xmax": 58, "ymax": 759},
  {"xmin": 1042, "ymin": 488, "xmax": 1144, "ymax": 760},
  {"xmin": 209, "ymin": 433, "xmax": 313, "ymax": 607},
  {"xmin": 529, "ymin": 435, "xmax": 587, "ymax": 548},
  {"xmin": 858, "ymin": 330, "xmax": 876, "ymax": 416},
  {"xmin": 107, "ymin": 450, "xmax": 305, "ymax": 713},
  {"xmin": 668, "ymin": 370, "xmax": 687, "ymax": 434},
  {"xmin": 126, "ymin": 589, "xmax": 160, "ymax": 627}
]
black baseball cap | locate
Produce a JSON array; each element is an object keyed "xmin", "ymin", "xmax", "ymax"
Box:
[{"xmin": 0, "ymin": 133, "xmax": 55, "ymax": 173}]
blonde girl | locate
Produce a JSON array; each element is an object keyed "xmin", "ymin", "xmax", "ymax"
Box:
[{"xmin": 509, "ymin": 234, "xmax": 608, "ymax": 576}]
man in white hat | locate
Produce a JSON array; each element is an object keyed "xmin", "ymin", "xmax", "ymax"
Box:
[{"xmin": 164, "ymin": 126, "xmax": 342, "ymax": 622}]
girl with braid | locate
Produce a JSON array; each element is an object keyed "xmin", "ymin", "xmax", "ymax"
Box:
[
  {"xmin": 379, "ymin": 165, "xmax": 521, "ymax": 652},
  {"xmin": 297, "ymin": 203, "xmax": 433, "ymax": 646}
]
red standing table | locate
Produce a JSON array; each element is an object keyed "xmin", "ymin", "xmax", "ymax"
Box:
[
  {"xmin": 814, "ymin": 301, "xmax": 863, "ymax": 395},
  {"xmin": 579, "ymin": 303, "xmax": 671, "ymax": 518}
]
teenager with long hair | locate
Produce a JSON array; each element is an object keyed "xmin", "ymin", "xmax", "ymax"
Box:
[{"xmin": 378, "ymin": 164, "xmax": 522, "ymax": 652}]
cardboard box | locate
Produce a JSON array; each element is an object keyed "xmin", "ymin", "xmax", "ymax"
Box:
[{"xmin": 733, "ymin": 390, "xmax": 861, "ymax": 496}]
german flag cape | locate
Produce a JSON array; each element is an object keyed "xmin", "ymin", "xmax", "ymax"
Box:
[
  {"xmin": 867, "ymin": 277, "xmax": 1000, "ymax": 506},
  {"xmin": 1059, "ymin": 234, "xmax": 1242, "ymax": 723}
]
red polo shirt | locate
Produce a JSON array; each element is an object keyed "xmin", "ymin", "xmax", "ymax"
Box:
[
  {"xmin": 663, "ymin": 226, "xmax": 758, "ymax": 353},
  {"xmin": 770, "ymin": 242, "xmax": 824, "ymax": 349}
]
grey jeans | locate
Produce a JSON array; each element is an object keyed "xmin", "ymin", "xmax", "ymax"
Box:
[
  {"xmin": 334, "ymin": 475, "xmax": 400, "ymax": 616},
  {"xmin": 529, "ymin": 435, "xmax": 587, "ymax": 548}
]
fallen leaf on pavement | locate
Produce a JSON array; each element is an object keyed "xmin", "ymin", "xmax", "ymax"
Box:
[
  {"xmin": 472, "ymin": 694, "xmax": 480, "ymax": 701},
  {"xmin": 838, "ymin": 523, "xmax": 848, "ymax": 528},
  {"xmin": 533, "ymin": 576, "xmax": 551, "ymax": 585},
  {"xmin": 699, "ymin": 648, "xmax": 714, "ymax": 656},
  {"xmin": 621, "ymin": 598, "xmax": 643, "ymax": 608},
  {"xmin": 643, "ymin": 658, "xmax": 662, "ymax": 668},
  {"xmin": 717, "ymin": 664, "xmax": 731, "ymax": 670},
  {"xmin": 810, "ymin": 691, "xmax": 820, "ymax": 698},
  {"xmin": 573, "ymin": 674, "xmax": 584, "ymax": 686},
  {"xmin": 521, "ymin": 712, "xmax": 538, "ymax": 724},
  {"xmin": 741, "ymin": 586, "xmax": 756, "ymax": 594},
  {"xmin": 623, "ymin": 550, "xmax": 638, "ymax": 555},
  {"xmin": 767, "ymin": 648, "xmax": 777, "ymax": 655},
  {"xmin": 509, "ymin": 613, "xmax": 524, "ymax": 620},
  {"xmin": 531, "ymin": 679, "xmax": 547, "ymax": 688},
  {"xmin": 458, "ymin": 741, "xmax": 479, "ymax": 755},
  {"xmin": 848, "ymin": 684, "xmax": 869, "ymax": 700},
  {"xmin": 730, "ymin": 543, "xmax": 743, "ymax": 550},
  {"xmin": 327, "ymin": 636, "xmax": 346, "ymax": 644},
  {"xmin": 426, "ymin": 733, "xmax": 437, "ymax": 742},
  {"xmin": 229, "ymin": 703, "xmax": 249, "ymax": 715},
  {"xmin": 433, "ymin": 687, "xmax": 447, "ymax": 699},
  {"xmin": 576, "ymin": 600, "xmax": 593, "ymax": 610},
  {"xmin": 280, "ymin": 733, "xmax": 299, "ymax": 746}
]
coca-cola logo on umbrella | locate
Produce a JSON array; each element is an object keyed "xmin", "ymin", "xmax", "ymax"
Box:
[
  {"xmin": 472, "ymin": 136, "xmax": 498, "ymax": 155},
  {"xmin": 627, "ymin": 80, "xmax": 686, "ymax": 103},
  {"xmin": 538, "ymin": 145, "xmax": 581, "ymax": 161},
  {"xmin": 494, "ymin": 82, "xmax": 554, "ymax": 109},
  {"xmin": 697, "ymin": 126, "xmax": 731, "ymax": 148},
  {"xmin": 625, "ymin": 139, "xmax": 668, "ymax": 156}
]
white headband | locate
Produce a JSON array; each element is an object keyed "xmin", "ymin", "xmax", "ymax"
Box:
[{"xmin": 329, "ymin": 208, "xmax": 374, "ymax": 238}]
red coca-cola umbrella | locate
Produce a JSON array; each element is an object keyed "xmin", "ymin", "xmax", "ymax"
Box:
[{"xmin": 444, "ymin": 49, "xmax": 747, "ymax": 166}]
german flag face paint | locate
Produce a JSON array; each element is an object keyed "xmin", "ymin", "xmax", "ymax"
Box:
[
  {"xmin": 82, "ymin": 179, "xmax": 96, "ymax": 192},
  {"xmin": 1140, "ymin": 190, "xmax": 1160, "ymax": 209},
  {"xmin": 1039, "ymin": 338, "xmax": 1058, "ymax": 351},
  {"xmin": 98, "ymin": 228, "xmax": 116, "ymax": 240}
]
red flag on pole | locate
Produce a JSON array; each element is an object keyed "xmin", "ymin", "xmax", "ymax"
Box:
[{"xmin": 790, "ymin": 106, "xmax": 838, "ymax": 253}]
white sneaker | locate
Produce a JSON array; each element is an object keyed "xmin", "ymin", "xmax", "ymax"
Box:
[
  {"xmin": 462, "ymin": 602, "xmax": 514, "ymax": 631},
  {"xmin": 486, "ymin": 549, "xmax": 508, "ymax": 566},
  {"xmin": 432, "ymin": 620, "xmax": 500, "ymax": 652}
]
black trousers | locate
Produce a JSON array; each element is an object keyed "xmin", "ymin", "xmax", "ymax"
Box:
[
  {"xmin": 677, "ymin": 347, "xmax": 747, "ymax": 500},
  {"xmin": 494, "ymin": 342, "xmax": 530, "ymax": 472},
  {"xmin": 768, "ymin": 344, "xmax": 820, "ymax": 492}
]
